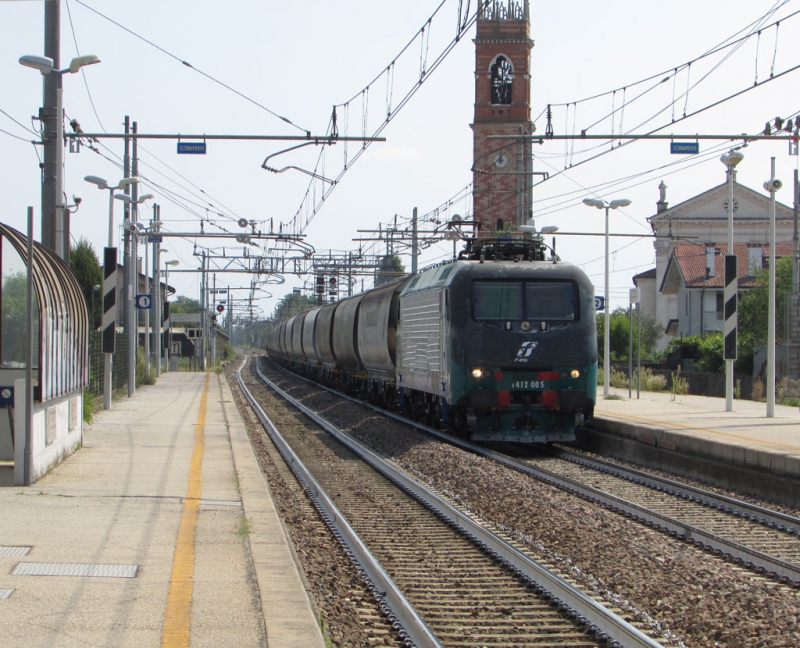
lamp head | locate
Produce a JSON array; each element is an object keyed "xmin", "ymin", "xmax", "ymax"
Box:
[
  {"xmin": 165, "ymin": 260, "xmax": 179, "ymax": 267},
  {"xmin": 138, "ymin": 193, "xmax": 154, "ymax": 203},
  {"xmin": 114, "ymin": 193, "xmax": 133, "ymax": 204},
  {"xmin": 117, "ymin": 177, "xmax": 139, "ymax": 190},
  {"xmin": 84, "ymin": 175, "xmax": 109, "ymax": 190},
  {"xmin": 540, "ymin": 225, "xmax": 559, "ymax": 234},
  {"xmin": 583, "ymin": 198, "xmax": 604, "ymax": 209},
  {"xmin": 19, "ymin": 55, "xmax": 54, "ymax": 75},
  {"xmin": 67, "ymin": 54, "xmax": 100, "ymax": 74},
  {"xmin": 609, "ymin": 198, "xmax": 631, "ymax": 209},
  {"xmin": 720, "ymin": 150, "xmax": 744, "ymax": 168}
]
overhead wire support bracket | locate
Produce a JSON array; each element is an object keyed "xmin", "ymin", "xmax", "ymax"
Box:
[
  {"xmin": 488, "ymin": 132, "xmax": 798, "ymax": 142},
  {"xmin": 65, "ymin": 132, "xmax": 384, "ymax": 143}
]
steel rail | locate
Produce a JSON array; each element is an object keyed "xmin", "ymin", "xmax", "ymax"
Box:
[
  {"xmin": 257, "ymin": 361, "xmax": 664, "ymax": 648},
  {"xmin": 555, "ymin": 447, "xmax": 800, "ymax": 536},
  {"xmin": 236, "ymin": 358, "xmax": 441, "ymax": 648},
  {"xmin": 271, "ymin": 362, "xmax": 800, "ymax": 586}
]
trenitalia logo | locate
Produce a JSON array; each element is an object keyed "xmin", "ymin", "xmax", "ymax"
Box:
[{"xmin": 514, "ymin": 341, "xmax": 538, "ymax": 362}]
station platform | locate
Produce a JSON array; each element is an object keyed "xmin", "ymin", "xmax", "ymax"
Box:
[
  {"xmin": 0, "ymin": 370, "xmax": 325, "ymax": 648},
  {"xmin": 588, "ymin": 386, "xmax": 800, "ymax": 506}
]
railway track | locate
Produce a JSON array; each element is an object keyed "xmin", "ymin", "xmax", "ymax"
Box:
[
  {"xmin": 475, "ymin": 448, "xmax": 800, "ymax": 586},
  {"xmin": 531, "ymin": 448, "xmax": 800, "ymax": 579},
  {"xmin": 266, "ymin": 358, "xmax": 800, "ymax": 587},
  {"xmin": 237, "ymin": 357, "xmax": 665, "ymax": 648}
]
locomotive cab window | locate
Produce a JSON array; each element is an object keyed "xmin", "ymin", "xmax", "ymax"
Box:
[{"xmin": 473, "ymin": 280, "xmax": 577, "ymax": 322}]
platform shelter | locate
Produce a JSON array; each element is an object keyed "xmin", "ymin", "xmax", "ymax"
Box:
[{"xmin": 0, "ymin": 221, "xmax": 89, "ymax": 485}]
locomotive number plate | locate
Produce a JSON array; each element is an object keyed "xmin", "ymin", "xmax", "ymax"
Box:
[{"xmin": 510, "ymin": 380, "xmax": 546, "ymax": 390}]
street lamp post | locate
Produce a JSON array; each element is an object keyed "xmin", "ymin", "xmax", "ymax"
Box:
[
  {"xmin": 163, "ymin": 260, "xmax": 179, "ymax": 372},
  {"xmin": 720, "ymin": 150, "xmax": 744, "ymax": 412},
  {"xmin": 19, "ymin": 52, "xmax": 99, "ymax": 261},
  {"xmin": 84, "ymin": 175, "xmax": 139, "ymax": 409},
  {"xmin": 117, "ymin": 193, "xmax": 153, "ymax": 397},
  {"xmin": 763, "ymin": 157, "xmax": 781, "ymax": 417},
  {"xmin": 583, "ymin": 197, "xmax": 632, "ymax": 397}
]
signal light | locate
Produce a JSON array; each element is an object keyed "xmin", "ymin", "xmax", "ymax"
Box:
[{"xmin": 217, "ymin": 304, "xmax": 225, "ymax": 313}]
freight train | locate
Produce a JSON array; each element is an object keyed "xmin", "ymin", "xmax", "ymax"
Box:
[{"xmin": 265, "ymin": 235, "xmax": 598, "ymax": 443}]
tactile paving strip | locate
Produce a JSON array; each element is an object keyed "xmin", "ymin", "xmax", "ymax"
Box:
[
  {"xmin": 11, "ymin": 563, "xmax": 138, "ymax": 578},
  {"xmin": 0, "ymin": 546, "xmax": 32, "ymax": 557},
  {"xmin": 0, "ymin": 589, "xmax": 14, "ymax": 599}
]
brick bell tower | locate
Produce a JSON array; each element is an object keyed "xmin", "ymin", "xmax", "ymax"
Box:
[{"xmin": 471, "ymin": 0, "xmax": 534, "ymax": 236}]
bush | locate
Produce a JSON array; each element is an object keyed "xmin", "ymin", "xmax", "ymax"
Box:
[
  {"xmin": 752, "ymin": 377, "xmax": 764, "ymax": 401},
  {"xmin": 610, "ymin": 368, "xmax": 629, "ymax": 388},
  {"xmin": 777, "ymin": 377, "xmax": 800, "ymax": 404},
  {"xmin": 632, "ymin": 367, "xmax": 667, "ymax": 392},
  {"xmin": 671, "ymin": 366, "xmax": 689, "ymax": 398}
]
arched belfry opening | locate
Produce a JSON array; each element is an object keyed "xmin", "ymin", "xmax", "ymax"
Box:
[
  {"xmin": 490, "ymin": 55, "xmax": 514, "ymax": 105},
  {"xmin": 471, "ymin": 0, "xmax": 533, "ymax": 236}
]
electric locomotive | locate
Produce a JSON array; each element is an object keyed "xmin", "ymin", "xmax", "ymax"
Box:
[{"xmin": 266, "ymin": 234, "xmax": 597, "ymax": 444}]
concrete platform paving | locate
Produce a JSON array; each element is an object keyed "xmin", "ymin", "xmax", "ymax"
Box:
[
  {"xmin": 0, "ymin": 371, "xmax": 325, "ymax": 648},
  {"xmin": 593, "ymin": 386, "xmax": 800, "ymax": 480}
]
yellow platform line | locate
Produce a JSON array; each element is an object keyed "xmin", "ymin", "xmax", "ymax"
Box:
[
  {"xmin": 596, "ymin": 408, "xmax": 800, "ymax": 452},
  {"xmin": 162, "ymin": 374, "xmax": 209, "ymax": 647}
]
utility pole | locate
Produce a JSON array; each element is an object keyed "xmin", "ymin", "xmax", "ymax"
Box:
[
  {"xmin": 127, "ymin": 120, "xmax": 137, "ymax": 397},
  {"xmin": 411, "ymin": 207, "xmax": 418, "ymax": 274},
  {"xmin": 200, "ymin": 251, "xmax": 207, "ymax": 370},
  {"xmin": 42, "ymin": 0, "xmax": 64, "ymax": 259},
  {"xmin": 794, "ymin": 169, "xmax": 799, "ymax": 293},
  {"xmin": 122, "ymin": 116, "xmax": 132, "ymax": 382},
  {"xmin": 152, "ymin": 210, "xmax": 161, "ymax": 377}
]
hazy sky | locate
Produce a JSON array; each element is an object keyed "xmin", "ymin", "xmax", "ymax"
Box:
[{"xmin": 2, "ymin": 0, "xmax": 799, "ymax": 318}]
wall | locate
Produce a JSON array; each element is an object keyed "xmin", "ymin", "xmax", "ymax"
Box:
[{"xmin": 13, "ymin": 379, "xmax": 82, "ymax": 485}]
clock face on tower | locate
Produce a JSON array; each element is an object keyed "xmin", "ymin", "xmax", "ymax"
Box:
[
  {"xmin": 494, "ymin": 154, "xmax": 508, "ymax": 168},
  {"xmin": 723, "ymin": 198, "xmax": 739, "ymax": 212}
]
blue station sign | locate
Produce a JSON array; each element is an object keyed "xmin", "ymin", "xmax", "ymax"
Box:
[
  {"xmin": 594, "ymin": 296, "xmax": 605, "ymax": 311},
  {"xmin": 670, "ymin": 141, "xmax": 699, "ymax": 155},
  {"xmin": 177, "ymin": 141, "xmax": 207, "ymax": 155}
]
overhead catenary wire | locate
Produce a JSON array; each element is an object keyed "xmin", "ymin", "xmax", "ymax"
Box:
[{"xmin": 72, "ymin": 0, "xmax": 309, "ymax": 134}]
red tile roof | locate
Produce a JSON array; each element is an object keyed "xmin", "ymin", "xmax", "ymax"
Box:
[{"xmin": 667, "ymin": 242, "xmax": 793, "ymax": 289}]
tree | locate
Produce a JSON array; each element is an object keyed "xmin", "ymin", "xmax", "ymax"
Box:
[
  {"xmin": 376, "ymin": 255, "xmax": 405, "ymax": 286},
  {"xmin": 274, "ymin": 292, "xmax": 314, "ymax": 320},
  {"xmin": 1, "ymin": 271, "xmax": 40, "ymax": 366},
  {"xmin": 170, "ymin": 295, "xmax": 201, "ymax": 314},
  {"xmin": 737, "ymin": 257, "xmax": 794, "ymax": 370},
  {"xmin": 70, "ymin": 237, "xmax": 103, "ymax": 329},
  {"xmin": 598, "ymin": 307, "xmax": 663, "ymax": 361}
]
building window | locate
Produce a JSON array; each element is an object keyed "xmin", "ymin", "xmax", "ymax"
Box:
[{"xmin": 490, "ymin": 55, "xmax": 513, "ymax": 105}]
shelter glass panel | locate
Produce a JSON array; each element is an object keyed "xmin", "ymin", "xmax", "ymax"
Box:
[{"xmin": 1, "ymin": 238, "xmax": 40, "ymax": 368}]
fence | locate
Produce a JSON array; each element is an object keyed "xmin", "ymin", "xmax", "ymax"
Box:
[
  {"xmin": 614, "ymin": 364, "xmax": 756, "ymax": 401},
  {"xmin": 88, "ymin": 332, "xmax": 129, "ymax": 396}
]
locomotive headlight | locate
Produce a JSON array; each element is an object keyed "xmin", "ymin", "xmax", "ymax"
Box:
[
  {"xmin": 471, "ymin": 368, "xmax": 491, "ymax": 379},
  {"xmin": 520, "ymin": 320, "xmax": 531, "ymax": 332},
  {"xmin": 570, "ymin": 369, "xmax": 581, "ymax": 379}
]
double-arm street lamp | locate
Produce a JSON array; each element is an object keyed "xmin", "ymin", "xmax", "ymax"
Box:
[
  {"xmin": 19, "ymin": 53, "xmax": 100, "ymax": 261},
  {"xmin": 583, "ymin": 197, "xmax": 632, "ymax": 397},
  {"xmin": 84, "ymin": 175, "xmax": 141, "ymax": 409}
]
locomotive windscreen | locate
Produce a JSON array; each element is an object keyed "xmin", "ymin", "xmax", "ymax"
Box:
[{"xmin": 473, "ymin": 281, "xmax": 577, "ymax": 321}]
